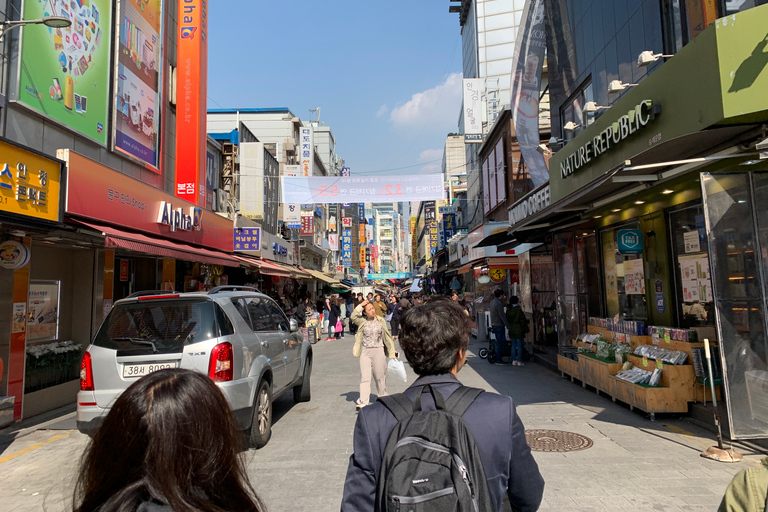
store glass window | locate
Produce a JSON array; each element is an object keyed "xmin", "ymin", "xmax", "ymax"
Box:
[
  {"xmin": 560, "ymin": 81, "xmax": 594, "ymax": 142},
  {"xmin": 601, "ymin": 222, "xmax": 648, "ymax": 322},
  {"xmin": 668, "ymin": 204, "xmax": 715, "ymax": 329}
]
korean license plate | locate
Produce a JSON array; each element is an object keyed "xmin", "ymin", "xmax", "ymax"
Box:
[{"xmin": 122, "ymin": 362, "xmax": 175, "ymax": 378}]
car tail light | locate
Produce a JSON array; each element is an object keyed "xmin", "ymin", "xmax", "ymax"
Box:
[
  {"xmin": 208, "ymin": 342, "xmax": 233, "ymax": 382},
  {"xmin": 80, "ymin": 351, "xmax": 94, "ymax": 391}
]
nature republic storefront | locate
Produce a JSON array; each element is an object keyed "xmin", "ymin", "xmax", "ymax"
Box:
[{"xmin": 519, "ymin": 6, "xmax": 768, "ymax": 431}]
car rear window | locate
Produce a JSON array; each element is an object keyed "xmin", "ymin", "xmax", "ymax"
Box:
[{"xmin": 94, "ymin": 298, "xmax": 218, "ymax": 355}]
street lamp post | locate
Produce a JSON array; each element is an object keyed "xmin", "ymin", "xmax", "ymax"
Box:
[{"xmin": 0, "ymin": 16, "xmax": 71, "ymax": 134}]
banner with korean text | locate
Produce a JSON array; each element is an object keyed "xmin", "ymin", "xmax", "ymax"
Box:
[
  {"xmin": 300, "ymin": 127, "xmax": 313, "ymax": 176},
  {"xmin": 175, "ymin": 0, "xmax": 208, "ymax": 204},
  {"xmin": 281, "ymin": 174, "xmax": 444, "ymax": 204},
  {"xmin": 463, "ymin": 79, "xmax": 483, "ymax": 143},
  {"xmin": 341, "ymin": 228, "xmax": 353, "ymax": 267}
]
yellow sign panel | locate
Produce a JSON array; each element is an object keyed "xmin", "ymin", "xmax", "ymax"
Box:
[
  {"xmin": 489, "ymin": 268, "xmax": 507, "ymax": 283},
  {"xmin": 0, "ymin": 141, "xmax": 61, "ymax": 222}
]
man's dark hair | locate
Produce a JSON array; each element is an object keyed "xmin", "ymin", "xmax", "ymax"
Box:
[
  {"xmin": 509, "ymin": 295, "xmax": 520, "ymax": 305},
  {"xmin": 399, "ymin": 298, "xmax": 471, "ymax": 376},
  {"xmin": 493, "ymin": 289, "xmax": 504, "ymax": 298}
]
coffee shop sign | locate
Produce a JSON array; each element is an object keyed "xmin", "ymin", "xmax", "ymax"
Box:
[
  {"xmin": 561, "ymin": 100, "xmax": 656, "ymax": 179},
  {"xmin": 509, "ymin": 186, "xmax": 550, "ymax": 227}
]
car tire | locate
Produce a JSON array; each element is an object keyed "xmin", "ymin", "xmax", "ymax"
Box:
[
  {"xmin": 249, "ymin": 380, "xmax": 272, "ymax": 449},
  {"xmin": 293, "ymin": 356, "xmax": 312, "ymax": 403}
]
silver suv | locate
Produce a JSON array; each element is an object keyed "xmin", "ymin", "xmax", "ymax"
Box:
[{"xmin": 77, "ymin": 286, "xmax": 312, "ymax": 448}]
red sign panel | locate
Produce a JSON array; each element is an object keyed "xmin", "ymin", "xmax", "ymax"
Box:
[
  {"xmin": 119, "ymin": 259, "xmax": 129, "ymax": 281},
  {"xmin": 300, "ymin": 212, "xmax": 314, "ymax": 236},
  {"xmin": 175, "ymin": 0, "xmax": 208, "ymax": 205},
  {"xmin": 62, "ymin": 150, "xmax": 233, "ymax": 252}
]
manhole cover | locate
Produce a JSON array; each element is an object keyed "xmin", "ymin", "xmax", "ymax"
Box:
[{"xmin": 525, "ymin": 429, "xmax": 593, "ymax": 452}]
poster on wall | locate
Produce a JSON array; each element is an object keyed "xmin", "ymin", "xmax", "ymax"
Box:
[
  {"xmin": 17, "ymin": 0, "xmax": 114, "ymax": 145},
  {"xmin": 680, "ymin": 255, "xmax": 713, "ymax": 303},
  {"xmin": 113, "ymin": 0, "xmax": 163, "ymax": 170},
  {"xmin": 603, "ymin": 236, "xmax": 619, "ymax": 314},
  {"xmin": 623, "ymin": 259, "xmax": 646, "ymax": 295},
  {"xmin": 12, "ymin": 303, "xmax": 27, "ymax": 334},
  {"xmin": 27, "ymin": 281, "xmax": 60, "ymax": 341}
]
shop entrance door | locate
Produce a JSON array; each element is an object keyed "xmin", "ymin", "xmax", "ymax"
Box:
[{"xmin": 701, "ymin": 171, "xmax": 768, "ymax": 439}]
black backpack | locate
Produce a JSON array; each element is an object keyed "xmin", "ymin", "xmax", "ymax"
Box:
[{"xmin": 375, "ymin": 385, "xmax": 493, "ymax": 512}]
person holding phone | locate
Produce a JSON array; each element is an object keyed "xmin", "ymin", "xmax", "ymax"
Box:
[{"xmin": 350, "ymin": 299, "xmax": 397, "ymax": 410}]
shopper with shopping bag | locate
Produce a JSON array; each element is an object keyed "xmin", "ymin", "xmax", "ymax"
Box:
[
  {"xmin": 326, "ymin": 297, "xmax": 343, "ymax": 341},
  {"xmin": 350, "ymin": 299, "xmax": 397, "ymax": 410}
]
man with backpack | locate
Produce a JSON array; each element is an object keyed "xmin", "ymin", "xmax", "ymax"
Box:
[{"xmin": 341, "ymin": 298, "xmax": 544, "ymax": 511}]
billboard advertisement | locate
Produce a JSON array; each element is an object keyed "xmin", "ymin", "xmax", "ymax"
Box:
[
  {"xmin": 113, "ymin": 0, "xmax": 164, "ymax": 170},
  {"xmin": 17, "ymin": 0, "xmax": 114, "ymax": 145},
  {"xmin": 175, "ymin": 0, "xmax": 208, "ymax": 204},
  {"xmin": 281, "ymin": 174, "xmax": 445, "ymax": 204}
]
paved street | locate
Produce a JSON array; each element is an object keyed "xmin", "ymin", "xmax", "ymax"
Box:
[{"xmin": 0, "ymin": 335, "xmax": 765, "ymax": 511}]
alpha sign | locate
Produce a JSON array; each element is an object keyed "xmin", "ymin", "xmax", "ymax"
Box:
[
  {"xmin": 509, "ymin": 185, "xmax": 550, "ymax": 227},
  {"xmin": 561, "ymin": 100, "xmax": 655, "ymax": 179},
  {"xmin": 157, "ymin": 201, "xmax": 203, "ymax": 232}
]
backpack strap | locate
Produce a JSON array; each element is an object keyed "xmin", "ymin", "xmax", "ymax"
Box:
[
  {"xmin": 377, "ymin": 393, "xmax": 414, "ymax": 422},
  {"xmin": 444, "ymin": 386, "xmax": 484, "ymax": 417},
  {"xmin": 413, "ymin": 384, "xmax": 447, "ymax": 412}
]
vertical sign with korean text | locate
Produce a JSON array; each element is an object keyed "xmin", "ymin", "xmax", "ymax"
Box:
[
  {"xmin": 284, "ymin": 165, "xmax": 301, "ymax": 228},
  {"xmin": 328, "ymin": 204, "xmax": 338, "ymax": 251},
  {"xmin": 341, "ymin": 228, "xmax": 353, "ymax": 267},
  {"xmin": 300, "ymin": 210, "xmax": 314, "ymax": 236},
  {"xmin": 300, "ymin": 126, "xmax": 313, "ymax": 176},
  {"xmin": 463, "ymin": 79, "xmax": 483, "ymax": 143},
  {"xmin": 442, "ymin": 213, "xmax": 457, "ymax": 243},
  {"xmin": 175, "ymin": 0, "xmax": 208, "ymax": 204}
]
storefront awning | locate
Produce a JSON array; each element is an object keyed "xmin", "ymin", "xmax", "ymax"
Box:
[
  {"xmin": 267, "ymin": 261, "xmax": 311, "ymax": 279},
  {"xmin": 487, "ymin": 256, "xmax": 519, "ymax": 270},
  {"xmin": 300, "ymin": 267, "xmax": 339, "ymax": 284},
  {"xmin": 233, "ymin": 255, "xmax": 292, "ymax": 277},
  {"xmin": 458, "ymin": 263, "xmax": 473, "ymax": 275},
  {"xmin": 475, "ymin": 229, "xmax": 516, "ymax": 248},
  {"xmin": 74, "ymin": 220, "xmax": 241, "ymax": 268}
]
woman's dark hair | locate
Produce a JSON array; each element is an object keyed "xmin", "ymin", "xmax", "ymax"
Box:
[
  {"xmin": 74, "ymin": 369, "xmax": 265, "ymax": 512},
  {"xmin": 508, "ymin": 295, "xmax": 520, "ymax": 305},
  {"xmin": 399, "ymin": 298, "xmax": 471, "ymax": 376}
]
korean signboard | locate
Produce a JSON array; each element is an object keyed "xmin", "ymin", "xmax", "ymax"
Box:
[
  {"xmin": 175, "ymin": 0, "xmax": 208, "ymax": 205},
  {"xmin": 300, "ymin": 210, "xmax": 314, "ymax": 236},
  {"xmin": 233, "ymin": 227, "xmax": 260, "ymax": 251},
  {"xmin": 17, "ymin": 0, "xmax": 114, "ymax": 145},
  {"xmin": 463, "ymin": 79, "xmax": 483, "ymax": 143},
  {"xmin": 0, "ymin": 140, "xmax": 62, "ymax": 222},
  {"xmin": 284, "ymin": 165, "xmax": 301, "ymax": 228},
  {"xmin": 281, "ymin": 174, "xmax": 444, "ymax": 204},
  {"xmin": 341, "ymin": 228, "xmax": 353, "ymax": 267},
  {"xmin": 113, "ymin": 0, "xmax": 164, "ymax": 170},
  {"xmin": 300, "ymin": 127, "xmax": 313, "ymax": 176},
  {"xmin": 341, "ymin": 166, "xmax": 350, "ymax": 177},
  {"xmin": 442, "ymin": 213, "xmax": 457, "ymax": 243}
]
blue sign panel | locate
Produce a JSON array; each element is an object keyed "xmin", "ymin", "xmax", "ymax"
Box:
[
  {"xmin": 617, "ymin": 229, "xmax": 644, "ymax": 254},
  {"xmin": 341, "ymin": 228, "xmax": 353, "ymax": 267},
  {"xmin": 367, "ymin": 272, "xmax": 412, "ymax": 280},
  {"xmin": 442, "ymin": 213, "xmax": 457, "ymax": 243},
  {"xmin": 359, "ymin": 203, "xmax": 365, "ymax": 221},
  {"xmin": 655, "ymin": 294, "xmax": 666, "ymax": 313},
  {"xmin": 234, "ymin": 227, "xmax": 261, "ymax": 251}
]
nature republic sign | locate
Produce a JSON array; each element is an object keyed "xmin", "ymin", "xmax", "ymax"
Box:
[{"xmin": 560, "ymin": 100, "xmax": 657, "ymax": 179}]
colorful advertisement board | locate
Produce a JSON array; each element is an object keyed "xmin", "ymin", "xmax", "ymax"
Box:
[
  {"xmin": 17, "ymin": 0, "xmax": 114, "ymax": 145},
  {"xmin": 175, "ymin": 0, "xmax": 208, "ymax": 204},
  {"xmin": 113, "ymin": 0, "xmax": 164, "ymax": 171},
  {"xmin": 27, "ymin": 281, "xmax": 60, "ymax": 341}
]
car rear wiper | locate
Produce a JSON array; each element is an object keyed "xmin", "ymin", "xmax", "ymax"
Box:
[{"xmin": 112, "ymin": 337, "xmax": 159, "ymax": 353}]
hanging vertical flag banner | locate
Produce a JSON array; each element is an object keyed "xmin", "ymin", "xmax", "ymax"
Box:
[
  {"xmin": 175, "ymin": 0, "xmax": 208, "ymax": 204},
  {"xmin": 284, "ymin": 165, "xmax": 301, "ymax": 227},
  {"xmin": 328, "ymin": 204, "xmax": 338, "ymax": 251},
  {"xmin": 510, "ymin": 0, "xmax": 549, "ymax": 186},
  {"xmin": 463, "ymin": 79, "xmax": 483, "ymax": 143},
  {"xmin": 300, "ymin": 127, "xmax": 313, "ymax": 176}
]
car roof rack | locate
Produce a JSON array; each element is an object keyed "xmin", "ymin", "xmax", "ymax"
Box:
[
  {"xmin": 126, "ymin": 290, "xmax": 180, "ymax": 299},
  {"xmin": 208, "ymin": 286, "xmax": 260, "ymax": 295}
]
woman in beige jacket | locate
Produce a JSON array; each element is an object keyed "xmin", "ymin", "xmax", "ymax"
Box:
[{"xmin": 350, "ymin": 300, "xmax": 397, "ymax": 410}]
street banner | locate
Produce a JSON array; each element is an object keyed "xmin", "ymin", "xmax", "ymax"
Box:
[
  {"xmin": 18, "ymin": 0, "xmax": 114, "ymax": 145},
  {"xmin": 281, "ymin": 174, "xmax": 444, "ymax": 204},
  {"xmin": 510, "ymin": 0, "xmax": 549, "ymax": 186},
  {"xmin": 284, "ymin": 165, "xmax": 301, "ymax": 228},
  {"xmin": 175, "ymin": 0, "xmax": 208, "ymax": 204},
  {"xmin": 463, "ymin": 79, "xmax": 483, "ymax": 143},
  {"xmin": 300, "ymin": 127, "xmax": 313, "ymax": 176},
  {"xmin": 368, "ymin": 272, "xmax": 412, "ymax": 280},
  {"xmin": 113, "ymin": 0, "xmax": 164, "ymax": 171},
  {"xmin": 328, "ymin": 233, "xmax": 338, "ymax": 251}
]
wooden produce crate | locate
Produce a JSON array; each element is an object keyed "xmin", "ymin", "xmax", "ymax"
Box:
[
  {"xmin": 608, "ymin": 376, "xmax": 690, "ymax": 415},
  {"xmin": 578, "ymin": 353, "xmax": 622, "ymax": 394},
  {"xmin": 558, "ymin": 355, "xmax": 580, "ymax": 382},
  {"xmin": 625, "ymin": 354, "xmax": 696, "ymax": 398},
  {"xmin": 587, "ymin": 325, "xmax": 651, "ymax": 350}
]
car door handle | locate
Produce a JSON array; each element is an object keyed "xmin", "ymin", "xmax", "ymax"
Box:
[
  {"xmin": 283, "ymin": 339, "xmax": 291, "ymax": 346},
  {"xmin": 261, "ymin": 341, "xmax": 269, "ymax": 348}
]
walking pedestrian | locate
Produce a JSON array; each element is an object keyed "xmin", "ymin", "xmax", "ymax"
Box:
[
  {"xmin": 73, "ymin": 368, "xmax": 265, "ymax": 512},
  {"xmin": 350, "ymin": 299, "xmax": 397, "ymax": 410},
  {"xmin": 389, "ymin": 295, "xmax": 408, "ymax": 341},
  {"xmin": 489, "ymin": 289, "xmax": 512, "ymax": 365},
  {"xmin": 506, "ymin": 295, "xmax": 529, "ymax": 366},
  {"xmin": 372, "ymin": 293, "xmax": 387, "ymax": 317},
  {"xmin": 327, "ymin": 296, "xmax": 343, "ymax": 341},
  {"xmin": 341, "ymin": 298, "xmax": 544, "ymax": 511}
]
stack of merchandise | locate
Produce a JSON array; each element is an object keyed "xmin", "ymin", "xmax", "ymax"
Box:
[
  {"xmin": 647, "ymin": 325, "xmax": 697, "ymax": 343},
  {"xmin": 634, "ymin": 345, "xmax": 688, "ymax": 365},
  {"xmin": 560, "ymin": 345, "xmax": 579, "ymax": 362},
  {"xmin": 615, "ymin": 367, "xmax": 654, "ymax": 384},
  {"xmin": 589, "ymin": 317, "xmax": 647, "ymax": 336},
  {"xmin": 614, "ymin": 343, "xmax": 632, "ymax": 364}
]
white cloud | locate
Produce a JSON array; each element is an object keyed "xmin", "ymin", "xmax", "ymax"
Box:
[
  {"xmin": 418, "ymin": 163, "xmax": 441, "ymax": 175},
  {"xmin": 376, "ymin": 104, "xmax": 389, "ymax": 117},
  {"xmin": 390, "ymin": 73, "xmax": 462, "ymax": 128},
  {"xmin": 419, "ymin": 148, "xmax": 443, "ymax": 162}
]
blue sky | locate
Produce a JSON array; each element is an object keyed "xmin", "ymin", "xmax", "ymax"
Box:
[{"xmin": 207, "ymin": 1, "xmax": 463, "ymax": 176}]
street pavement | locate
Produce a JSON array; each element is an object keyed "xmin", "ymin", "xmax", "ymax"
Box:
[{"xmin": 0, "ymin": 333, "xmax": 765, "ymax": 511}]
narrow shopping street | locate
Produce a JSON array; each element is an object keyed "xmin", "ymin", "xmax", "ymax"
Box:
[{"xmin": 0, "ymin": 336, "xmax": 761, "ymax": 512}]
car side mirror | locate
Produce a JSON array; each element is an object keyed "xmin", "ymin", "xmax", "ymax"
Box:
[{"xmin": 290, "ymin": 319, "xmax": 299, "ymax": 332}]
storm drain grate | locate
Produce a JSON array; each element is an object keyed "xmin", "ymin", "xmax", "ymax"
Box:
[{"xmin": 525, "ymin": 429, "xmax": 593, "ymax": 452}]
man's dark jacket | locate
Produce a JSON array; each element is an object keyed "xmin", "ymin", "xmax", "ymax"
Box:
[{"xmin": 340, "ymin": 374, "xmax": 544, "ymax": 511}]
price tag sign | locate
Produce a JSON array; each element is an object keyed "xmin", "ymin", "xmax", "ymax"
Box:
[
  {"xmin": 664, "ymin": 333, "xmax": 671, "ymax": 344},
  {"xmin": 642, "ymin": 357, "xmax": 649, "ymax": 368}
]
